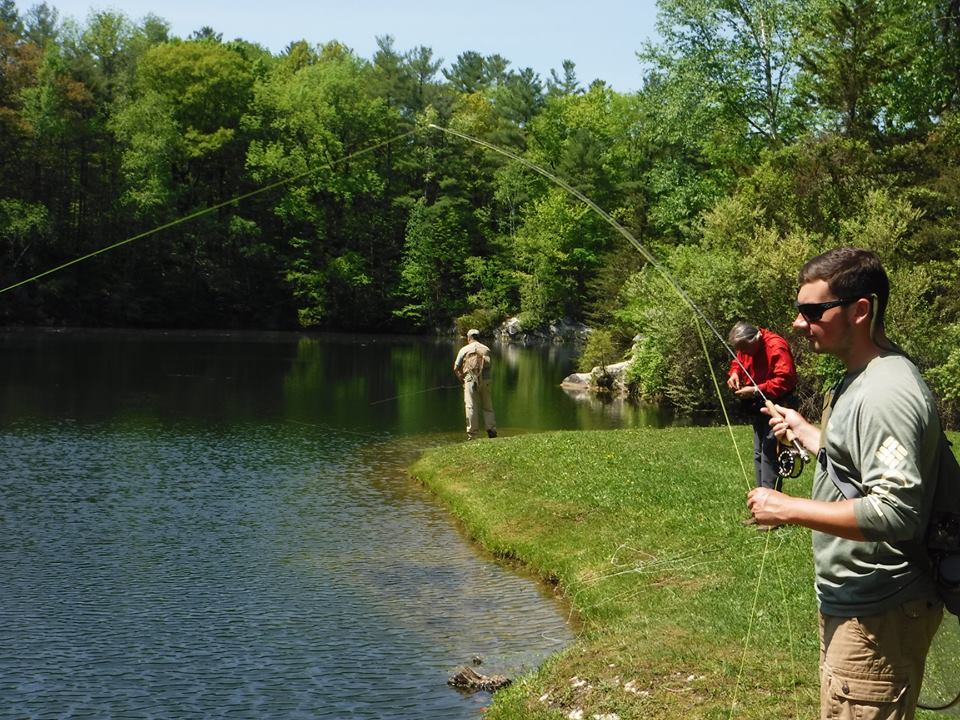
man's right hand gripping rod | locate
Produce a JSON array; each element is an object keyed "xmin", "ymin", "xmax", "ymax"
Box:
[{"xmin": 764, "ymin": 399, "xmax": 810, "ymax": 462}]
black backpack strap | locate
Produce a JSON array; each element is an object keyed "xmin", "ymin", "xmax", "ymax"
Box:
[{"xmin": 818, "ymin": 448, "xmax": 864, "ymax": 500}]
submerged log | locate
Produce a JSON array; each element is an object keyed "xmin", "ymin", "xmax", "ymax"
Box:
[{"xmin": 447, "ymin": 665, "xmax": 511, "ymax": 692}]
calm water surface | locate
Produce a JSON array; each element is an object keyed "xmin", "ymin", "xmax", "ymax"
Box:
[{"xmin": 0, "ymin": 330, "xmax": 671, "ymax": 719}]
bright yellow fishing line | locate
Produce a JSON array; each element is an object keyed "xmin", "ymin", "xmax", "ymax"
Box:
[
  {"xmin": 729, "ymin": 528, "xmax": 774, "ymax": 718},
  {"xmin": 0, "ymin": 129, "xmax": 419, "ymax": 295},
  {"xmin": 695, "ymin": 317, "xmax": 751, "ymax": 490},
  {"xmin": 696, "ymin": 316, "xmax": 790, "ymax": 718},
  {"xmin": 775, "ymin": 545, "xmax": 802, "ymax": 720}
]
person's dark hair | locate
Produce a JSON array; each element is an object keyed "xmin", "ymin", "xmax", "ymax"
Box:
[{"xmin": 798, "ymin": 247, "xmax": 889, "ymax": 329}]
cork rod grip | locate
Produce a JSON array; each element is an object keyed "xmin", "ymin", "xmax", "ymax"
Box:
[{"xmin": 764, "ymin": 399, "xmax": 799, "ymax": 447}]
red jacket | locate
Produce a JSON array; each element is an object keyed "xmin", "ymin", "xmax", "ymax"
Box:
[{"xmin": 728, "ymin": 328, "xmax": 797, "ymax": 400}]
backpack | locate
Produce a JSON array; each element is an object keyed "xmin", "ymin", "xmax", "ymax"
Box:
[
  {"xmin": 926, "ymin": 436, "xmax": 960, "ymax": 616},
  {"xmin": 461, "ymin": 347, "xmax": 487, "ymax": 380}
]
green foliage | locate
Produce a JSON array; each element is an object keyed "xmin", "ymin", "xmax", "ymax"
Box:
[
  {"xmin": 577, "ymin": 328, "xmax": 623, "ymax": 373},
  {"xmin": 462, "ymin": 253, "xmax": 515, "ymax": 315},
  {"xmin": 491, "ymin": 67, "xmax": 544, "ymax": 127},
  {"xmin": 646, "ymin": 0, "xmax": 812, "ymax": 145},
  {"xmin": 615, "ymin": 130, "xmax": 960, "ymax": 419},
  {"xmin": 796, "ymin": 0, "xmax": 943, "ymax": 136},
  {"xmin": 0, "ymin": 197, "xmax": 48, "ymax": 251},
  {"xmin": 739, "ymin": 134, "xmax": 880, "ymax": 237},
  {"xmin": 927, "ymin": 326, "xmax": 960, "ymax": 426},
  {"xmin": 3, "ymin": 0, "xmax": 960, "ymax": 424},
  {"xmin": 395, "ymin": 198, "xmax": 470, "ymax": 326},
  {"xmin": 454, "ymin": 308, "xmax": 500, "ymax": 338},
  {"xmin": 511, "ymin": 188, "xmax": 610, "ymax": 327},
  {"xmin": 135, "ymin": 40, "xmax": 254, "ymax": 144},
  {"xmin": 618, "ymin": 243, "xmax": 774, "ymax": 412},
  {"xmin": 111, "ymin": 90, "xmax": 179, "ymax": 211},
  {"xmin": 244, "ymin": 43, "xmax": 402, "ymax": 328},
  {"xmin": 0, "ymin": 198, "xmax": 49, "ymax": 305},
  {"xmin": 442, "ymin": 50, "xmax": 503, "ymax": 94},
  {"xmin": 246, "ymin": 42, "xmax": 390, "ymax": 201}
]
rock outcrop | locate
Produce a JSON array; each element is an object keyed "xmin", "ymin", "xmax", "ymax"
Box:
[
  {"xmin": 561, "ymin": 360, "xmax": 632, "ymax": 397},
  {"xmin": 495, "ymin": 317, "xmax": 589, "ymax": 345},
  {"xmin": 447, "ymin": 665, "xmax": 511, "ymax": 692}
]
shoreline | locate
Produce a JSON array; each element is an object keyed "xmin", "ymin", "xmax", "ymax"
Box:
[
  {"xmin": 411, "ymin": 426, "xmax": 821, "ymax": 719},
  {"xmin": 414, "ymin": 428, "xmax": 960, "ymax": 719}
]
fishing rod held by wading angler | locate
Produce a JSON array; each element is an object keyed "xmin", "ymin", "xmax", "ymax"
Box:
[
  {"xmin": 368, "ymin": 383, "xmax": 461, "ymax": 406},
  {"xmin": 427, "ymin": 123, "xmax": 809, "ymax": 472}
]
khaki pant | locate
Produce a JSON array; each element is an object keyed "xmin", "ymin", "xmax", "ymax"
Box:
[
  {"xmin": 819, "ymin": 598, "xmax": 943, "ymax": 720},
  {"xmin": 464, "ymin": 377, "xmax": 495, "ymax": 439}
]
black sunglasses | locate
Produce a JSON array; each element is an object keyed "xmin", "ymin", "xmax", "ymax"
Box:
[{"xmin": 795, "ymin": 298, "xmax": 857, "ymax": 322}]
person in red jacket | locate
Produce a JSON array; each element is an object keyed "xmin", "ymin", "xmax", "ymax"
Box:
[{"xmin": 727, "ymin": 321, "xmax": 798, "ymax": 502}]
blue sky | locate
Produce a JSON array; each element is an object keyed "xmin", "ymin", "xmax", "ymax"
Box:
[{"xmin": 43, "ymin": 0, "xmax": 661, "ymax": 93}]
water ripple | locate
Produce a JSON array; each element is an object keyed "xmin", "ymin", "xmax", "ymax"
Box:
[{"xmin": 1, "ymin": 421, "xmax": 571, "ymax": 719}]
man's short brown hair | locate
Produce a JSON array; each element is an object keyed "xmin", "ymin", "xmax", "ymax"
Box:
[{"xmin": 798, "ymin": 247, "xmax": 889, "ymax": 329}]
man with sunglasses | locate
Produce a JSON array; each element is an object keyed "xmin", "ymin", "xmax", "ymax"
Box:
[{"xmin": 747, "ymin": 247, "xmax": 943, "ymax": 720}]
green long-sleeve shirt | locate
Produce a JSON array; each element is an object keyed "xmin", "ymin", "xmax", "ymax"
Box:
[{"xmin": 814, "ymin": 353, "xmax": 940, "ymax": 616}]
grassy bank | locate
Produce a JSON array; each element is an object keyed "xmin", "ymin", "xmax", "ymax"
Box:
[{"xmin": 411, "ymin": 427, "xmax": 958, "ymax": 719}]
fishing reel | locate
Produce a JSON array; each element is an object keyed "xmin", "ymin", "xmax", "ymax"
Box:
[{"xmin": 776, "ymin": 444, "xmax": 806, "ymax": 479}]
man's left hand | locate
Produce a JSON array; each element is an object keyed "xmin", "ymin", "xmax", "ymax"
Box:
[{"xmin": 747, "ymin": 487, "xmax": 789, "ymax": 526}]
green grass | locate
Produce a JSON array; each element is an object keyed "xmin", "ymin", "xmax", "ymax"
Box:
[{"xmin": 411, "ymin": 426, "xmax": 960, "ymax": 720}]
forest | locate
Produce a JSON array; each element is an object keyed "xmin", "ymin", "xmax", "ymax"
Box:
[{"xmin": 2, "ymin": 0, "xmax": 960, "ymax": 419}]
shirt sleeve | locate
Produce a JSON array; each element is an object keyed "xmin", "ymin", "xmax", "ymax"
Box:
[
  {"xmin": 756, "ymin": 334, "xmax": 796, "ymax": 398},
  {"xmin": 851, "ymin": 378, "xmax": 934, "ymax": 543}
]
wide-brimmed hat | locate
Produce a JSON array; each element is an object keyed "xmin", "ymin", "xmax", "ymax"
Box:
[{"xmin": 466, "ymin": 328, "xmax": 480, "ymax": 338}]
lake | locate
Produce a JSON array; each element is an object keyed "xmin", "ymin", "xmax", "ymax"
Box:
[{"xmin": 0, "ymin": 329, "xmax": 672, "ymax": 719}]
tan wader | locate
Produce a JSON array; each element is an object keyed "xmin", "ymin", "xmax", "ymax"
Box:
[{"xmin": 464, "ymin": 375, "xmax": 496, "ymax": 440}]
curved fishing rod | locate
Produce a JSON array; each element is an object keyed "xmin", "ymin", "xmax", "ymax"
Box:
[
  {"xmin": 428, "ymin": 123, "xmax": 808, "ymax": 463},
  {"xmin": 0, "ymin": 129, "xmax": 419, "ymax": 296}
]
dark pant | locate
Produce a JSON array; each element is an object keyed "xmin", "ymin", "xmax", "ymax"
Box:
[{"xmin": 751, "ymin": 413, "xmax": 781, "ymax": 490}]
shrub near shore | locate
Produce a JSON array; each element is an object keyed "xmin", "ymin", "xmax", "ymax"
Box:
[{"xmin": 414, "ymin": 427, "xmax": 960, "ymax": 719}]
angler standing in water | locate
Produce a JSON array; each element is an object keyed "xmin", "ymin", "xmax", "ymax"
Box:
[
  {"xmin": 749, "ymin": 247, "xmax": 943, "ymax": 720},
  {"xmin": 453, "ymin": 329, "xmax": 497, "ymax": 440},
  {"xmin": 726, "ymin": 321, "xmax": 797, "ymax": 510}
]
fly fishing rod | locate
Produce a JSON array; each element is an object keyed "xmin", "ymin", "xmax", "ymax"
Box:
[
  {"xmin": 428, "ymin": 123, "xmax": 809, "ymax": 468},
  {"xmin": 369, "ymin": 383, "xmax": 461, "ymax": 406}
]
